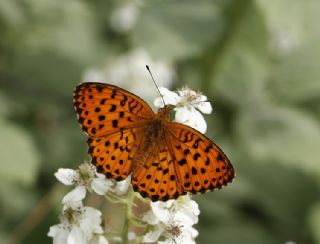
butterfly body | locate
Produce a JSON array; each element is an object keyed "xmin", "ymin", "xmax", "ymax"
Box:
[{"xmin": 74, "ymin": 82, "xmax": 235, "ymax": 201}]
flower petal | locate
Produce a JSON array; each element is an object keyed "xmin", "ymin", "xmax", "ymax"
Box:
[
  {"xmin": 174, "ymin": 229, "xmax": 196, "ymax": 244},
  {"xmin": 91, "ymin": 177, "xmax": 113, "ymax": 195},
  {"xmin": 143, "ymin": 227, "xmax": 163, "ymax": 243},
  {"xmin": 48, "ymin": 224, "xmax": 69, "ymax": 244},
  {"xmin": 48, "ymin": 225, "xmax": 60, "ymax": 237},
  {"xmin": 55, "ymin": 168, "xmax": 77, "ymax": 185},
  {"xmin": 150, "ymin": 201, "xmax": 173, "ymax": 222},
  {"xmin": 175, "ymin": 108, "xmax": 207, "ymax": 133},
  {"xmin": 62, "ymin": 186, "xmax": 86, "ymax": 208},
  {"xmin": 80, "ymin": 207, "xmax": 104, "ymax": 236},
  {"xmin": 173, "ymin": 211, "xmax": 194, "ymax": 227},
  {"xmin": 190, "ymin": 227, "xmax": 199, "ymax": 238},
  {"xmin": 173, "ymin": 196, "xmax": 200, "ymax": 224},
  {"xmin": 67, "ymin": 226, "xmax": 87, "ymax": 244},
  {"xmin": 174, "ymin": 107, "xmax": 191, "ymax": 122},
  {"xmin": 142, "ymin": 210, "xmax": 160, "ymax": 225},
  {"xmin": 114, "ymin": 176, "xmax": 131, "ymax": 195},
  {"xmin": 196, "ymin": 101, "xmax": 212, "ymax": 114},
  {"xmin": 154, "ymin": 87, "xmax": 180, "ymax": 108}
]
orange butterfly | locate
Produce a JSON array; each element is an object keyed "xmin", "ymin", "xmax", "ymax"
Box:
[{"xmin": 73, "ymin": 82, "xmax": 235, "ymax": 202}]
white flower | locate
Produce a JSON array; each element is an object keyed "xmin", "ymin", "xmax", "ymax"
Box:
[
  {"xmin": 143, "ymin": 211, "xmax": 198, "ymax": 244},
  {"xmin": 110, "ymin": 2, "xmax": 140, "ymax": 32},
  {"xmin": 91, "ymin": 173, "xmax": 114, "ymax": 195},
  {"xmin": 62, "ymin": 186, "xmax": 86, "ymax": 210},
  {"xmin": 83, "ymin": 48, "xmax": 175, "ymax": 103},
  {"xmin": 55, "ymin": 163, "xmax": 115, "ymax": 199},
  {"xmin": 143, "ymin": 195, "xmax": 199, "ymax": 243},
  {"xmin": 113, "ymin": 175, "xmax": 131, "ymax": 195},
  {"xmin": 48, "ymin": 204, "xmax": 107, "ymax": 244},
  {"xmin": 154, "ymin": 86, "xmax": 212, "ymax": 133},
  {"xmin": 55, "ymin": 168, "xmax": 78, "ymax": 185},
  {"xmin": 149, "ymin": 196, "xmax": 200, "ymax": 226}
]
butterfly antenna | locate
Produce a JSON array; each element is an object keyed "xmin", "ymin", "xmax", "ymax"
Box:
[{"xmin": 146, "ymin": 65, "xmax": 166, "ymax": 106}]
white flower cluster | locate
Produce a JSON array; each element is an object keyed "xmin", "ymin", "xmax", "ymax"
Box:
[
  {"xmin": 48, "ymin": 203, "xmax": 107, "ymax": 244},
  {"xmin": 55, "ymin": 163, "xmax": 130, "ymax": 202},
  {"xmin": 154, "ymin": 86, "xmax": 212, "ymax": 133},
  {"xmin": 143, "ymin": 196, "xmax": 200, "ymax": 244},
  {"xmin": 48, "ymin": 163, "xmax": 130, "ymax": 244}
]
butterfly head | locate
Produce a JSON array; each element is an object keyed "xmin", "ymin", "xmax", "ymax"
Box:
[{"xmin": 157, "ymin": 105, "xmax": 171, "ymax": 120}]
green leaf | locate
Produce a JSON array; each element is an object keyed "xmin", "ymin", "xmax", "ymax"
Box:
[
  {"xmin": 0, "ymin": 0, "xmax": 23, "ymax": 27},
  {"xmin": 7, "ymin": 0, "xmax": 106, "ymax": 95},
  {"xmin": 236, "ymin": 106, "xmax": 320, "ymax": 178},
  {"xmin": 0, "ymin": 119, "xmax": 40, "ymax": 184},
  {"xmin": 0, "ymin": 183, "xmax": 37, "ymax": 220},
  {"xmin": 240, "ymin": 159, "xmax": 319, "ymax": 236},
  {"xmin": 268, "ymin": 40, "xmax": 320, "ymax": 103},
  {"xmin": 309, "ymin": 202, "xmax": 320, "ymax": 244},
  {"xmin": 198, "ymin": 222, "xmax": 279, "ymax": 244},
  {"xmin": 255, "ymin": 0, "xmax": 320, "ymax": 47},
  {"xmin": 211, "ymin": 1, "xmax": 269, "ymax": 108},
  {"xmin": 133, "ymin": 0, "xmax": 224, "ymax": 60}
]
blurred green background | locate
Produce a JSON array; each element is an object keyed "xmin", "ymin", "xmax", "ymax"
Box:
[{"xmin": 1, "ymin": 0, "xmax": 320, "ymax": 243}]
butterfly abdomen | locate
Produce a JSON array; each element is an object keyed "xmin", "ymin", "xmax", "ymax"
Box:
[{"xmin": 131, "ymin": 120, "xmax": 167, "ymax": 171}]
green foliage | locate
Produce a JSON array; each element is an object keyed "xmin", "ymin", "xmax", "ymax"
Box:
[
  {"xmin": 133, "ymin": 0, "xmax": 225, "ymax": 60},
  {"xmin": 0, "ymin": 0, "xmax": 319, "ymax": 243}
]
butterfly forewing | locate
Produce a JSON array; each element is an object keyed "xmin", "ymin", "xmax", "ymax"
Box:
[
  {"xmin": 167, "ymin": 122, "xmax": 235, "ymax": 194},
  {"xmin": 74, "ymin": 82, "xmax": 154, "ymax": 181},
  {"xmin": 73, "ymin": 82, "xmax": 154, "ymax": 137}
]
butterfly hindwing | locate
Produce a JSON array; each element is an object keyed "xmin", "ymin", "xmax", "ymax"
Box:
[
  {"xmin": 131, "ymin": 143, "xmax": 186, "ymax": 202},
  {"xmin": 89, "ymin": 127, "xmax": 143, "ymax": 181},
  {"xmin": 73, "ymin": 82, "xmax": 154, "ymax": 137},
  {"xmin": 167, "ymin": 122, "xmax": 235, "ymax": 194}
]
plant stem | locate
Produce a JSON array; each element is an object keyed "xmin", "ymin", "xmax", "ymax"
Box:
[{"xmin": 122, "ymin": 190, "xmax": 134, "ymax": 244}]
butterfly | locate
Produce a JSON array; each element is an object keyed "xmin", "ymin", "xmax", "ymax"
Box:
[{"xmin": 73, "ymin": 82, "xmax": 235, "ymax": 202}]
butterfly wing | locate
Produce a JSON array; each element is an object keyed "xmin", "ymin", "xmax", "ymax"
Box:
[
  {"xmin": 88, "ymin": 127, "xmax": 144, "ymax": 180},
  {"xmin": 167, "ymin": 122, "xmax": 235, "ymax": 194},
  {"xmin": 73, "ymin": 82, "xmax": 154, "ymax": 137},
  {"xmin": 73, "ymin": 82, "xmax": 155, "ymax": 180},
  {"xmin": 131, "ymin": 142, "xmax": 186, "ymax": 202}
]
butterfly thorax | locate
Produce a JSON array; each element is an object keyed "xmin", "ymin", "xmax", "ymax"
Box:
[
  {"xmin": 132, "ymin": 118, "xmax": 167, "ymax": 172},
  {"xmin": 132, "ymin": 106, "xmax": 171, "ymax": 169},
  {"xmin": 157, "ymin": 105, "xmax": 171, "ymax": 120}
]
